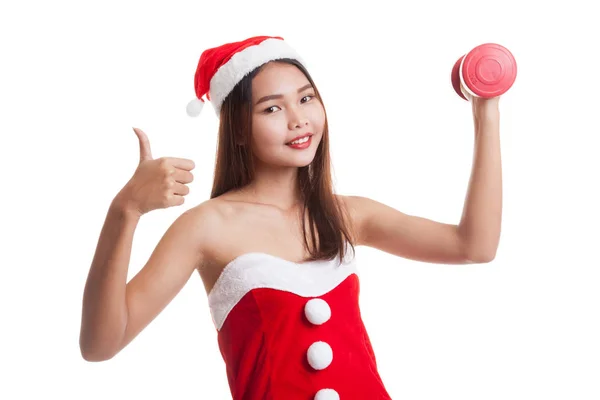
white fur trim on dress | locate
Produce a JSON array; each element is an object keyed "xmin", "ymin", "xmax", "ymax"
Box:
[
  {"xmin": 208, "ymin": 38, "xmax": 304, "ymax": 116},
  {"xmin": 208, "ymin": 243, "xmax": 357, "ymax": 331}
]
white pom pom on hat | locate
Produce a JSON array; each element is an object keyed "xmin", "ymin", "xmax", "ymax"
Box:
[
  {"xmin": 186, "ymin": 98, "xmax": 205, "ymax": 117},
  {"xmin": 186, "ymin": 35, "xmax": 304, "ymax": 118}
]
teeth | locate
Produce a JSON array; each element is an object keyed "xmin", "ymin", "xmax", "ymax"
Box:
[{"xmin": 289, "ymin": 136, "xmax": 310, "ymax": 145}]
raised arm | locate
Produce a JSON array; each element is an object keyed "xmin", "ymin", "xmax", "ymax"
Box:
[
  {"xmin": 79, "ymin": 127, "xmax": 200, "ymax": 361},
  {"xmin": 345, "ymin": 97, "xmax": 502, "ymax": 264}
]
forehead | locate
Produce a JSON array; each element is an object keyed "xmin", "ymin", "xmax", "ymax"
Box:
[{"xmin": 251, "ymin": 62, "xmax": 309, "ymax": 98}]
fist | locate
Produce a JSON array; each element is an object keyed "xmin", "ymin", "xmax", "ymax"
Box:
[
  {"xmin": 470, "ymin": 96, "xmax": 500, "ymax": 121},
  {"xmin": 116, "ymin": 127, "xmax": 196, "ymax": 217}
]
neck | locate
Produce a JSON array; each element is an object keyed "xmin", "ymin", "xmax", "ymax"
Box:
[{"xmin": 241, "ymin": 165, "xmax": 303, "ymax": 212}]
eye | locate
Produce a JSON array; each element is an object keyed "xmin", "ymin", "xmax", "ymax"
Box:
[
  {"xmin": 262, "ymin": 94, "xmax": 315, "ymax": 114},
  {"xmin": 301, "ymin": 94, "xmax": 315, "ymax": 103},
  {"xmin": 263, "ymin": 105, "xmax": 281, "ymax": 114}
]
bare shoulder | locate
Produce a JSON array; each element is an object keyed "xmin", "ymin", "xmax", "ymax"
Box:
[
  {"xmin": 187, "ymin": 195, "xmax": 257, "ymax": 294},
  {"xmin": 334, "ymin": 194, "xmax": 365, "ymax": 245},
  {"xmin": 334, "ymin": 194, "xmax": 407, "ymax": 246},
  {"xmin": 148, "ymin": 198, "xmax": 228, "ymax": 277},
  {"xmin": 184, "ymin": 199, "xmax": 223, "ymax": 227},
  {"xmin": 335, "ymin": 193, "xmax": 359, "ymax": 211},
  {"xmin": 184, "ymin": 195, "xmax": 253, "ymax": 261},
  {"xmin": 182, "ymin": 198, "xmax": 230, "ymax": 255}
]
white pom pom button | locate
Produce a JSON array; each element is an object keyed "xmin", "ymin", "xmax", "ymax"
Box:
[
  {"xmin": 314, "ymin": 388, "xmax": 340, "ymax": 400},
  {"xmin": 186, "ymin": 98, "xmax": 204, "ymax": 117},
  {"xmin": 305, "ymin": 298, "xmax": 331, "ymax": 325},
  {"xmin": 307, "ymin": 341, "xmax": 333, "ymax": 370}
]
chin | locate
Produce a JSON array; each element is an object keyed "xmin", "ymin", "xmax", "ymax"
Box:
[
  {"xmin": 284, "ymin": 156, "xmax": 315, "ymax": 168},
  {"xmin": 295, "ymin": 159, "xmax": 315, "ymax": 168},
  {"xmin": 280, "ymin": 153, "xmax": 316, "ymax": 168},
  {"xmin": 292, "ymin": 149, "xmax": 318, "ymax": 166},
  {"xmin": 255, "ymin": 153, "xmax": 315, "ymax": 169}
]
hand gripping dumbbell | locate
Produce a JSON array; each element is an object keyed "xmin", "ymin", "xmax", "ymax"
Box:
[{"xmin": 451, "ymin": 43, "xmax": 517, "ymax": 100}]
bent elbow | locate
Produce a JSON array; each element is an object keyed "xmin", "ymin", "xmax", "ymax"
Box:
[
  {"xmin": 81, "ymin": 346, "xmax": 119, "ymax": 362},
  {"xmin": 79, "ymin": 337, "xmax": 119, "ymax": 362},
  {"xmin": 465, "ymin": 250, "xmax": 496, "ymax": 264},
  {"xmin": 462, "ymin": 243, "xmax": 497, "ymax": 264}
]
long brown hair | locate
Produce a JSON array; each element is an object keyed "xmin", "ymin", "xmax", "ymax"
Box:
[{"xmin": 210, "ymin": 59, "xmax": 355, "ymax": 263}]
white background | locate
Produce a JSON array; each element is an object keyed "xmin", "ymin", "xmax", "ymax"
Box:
[{"xmin": 1, "ymin": 0, "xmax": 599, "ymax": 399}]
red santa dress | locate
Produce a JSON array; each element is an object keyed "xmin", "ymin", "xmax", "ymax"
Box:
[{"xmin": 207, "ymin": 242, "xmax": 393, "ymax": 400}]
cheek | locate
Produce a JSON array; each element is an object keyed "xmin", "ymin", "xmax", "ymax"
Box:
[
  {"xmin": 250, "ymin": 118, "xmax": 287, "ymax": 156},
  {"xmin": 310, "ymin": 105, "xmax": 326, "ymax": 130},
  {"xmin": 253, "ymin": 118, "xmax": 277, "ymax": 139},
  {"xmin": 253, "ymin": 121, "xmax": 284, "ymax": 145}
]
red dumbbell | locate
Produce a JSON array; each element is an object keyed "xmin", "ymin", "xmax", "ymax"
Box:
[{"xmin": 451, "ymin": 43, "xmax": 517, "ymax": 100}]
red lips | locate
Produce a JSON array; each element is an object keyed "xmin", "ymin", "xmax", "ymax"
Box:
[{"xmin": 286, "ymin": 133, "xmax": 312, "ymax": 145}]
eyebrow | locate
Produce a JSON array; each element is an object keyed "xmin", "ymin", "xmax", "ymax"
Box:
[{"xmin": 255, "ymin": 83, "xmax": 314, "ymax": 106}]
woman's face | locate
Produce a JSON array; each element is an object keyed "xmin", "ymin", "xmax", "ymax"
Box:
[{"xmin": 250, "ymin": 62, "xmax": 325, "ymax": 168}]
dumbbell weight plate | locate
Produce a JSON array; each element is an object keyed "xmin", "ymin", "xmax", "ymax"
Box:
[
  {"xmin": 451, "ymin": 55, "xmax": 468, "ymax": 100},
  {"xmin": 462, "ymin": 43, "xmax": 517, "ymax": 98},
  {"xmin": 451, "ymin": 43, "xmax": 517, "ymax": 100}
]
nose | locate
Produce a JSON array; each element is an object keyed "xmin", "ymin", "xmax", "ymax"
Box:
[{"xmin": 287, "ymin": 107, "xmax": 309, "ymax": 130}]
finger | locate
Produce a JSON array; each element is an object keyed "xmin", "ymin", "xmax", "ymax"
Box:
[
  {"xmin": 172, "ymin": 169, "xmax": 194, "ymax": 184},
  {"xmin": 172, "ymin": 182, "xmax": 190, "ymax": 196},
  {"xmin": 166, "ymin": 194, "xmax": 186, "ymax": 207},
  {"xmin": 163, "ymin": 157, "xmax": 195, "ymax": 171},
  {"xmin": 132, "ymin": 127, "xmax": 153, "ymax": 162}
]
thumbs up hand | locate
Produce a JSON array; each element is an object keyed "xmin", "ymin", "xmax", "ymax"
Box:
[{"xmin": 115, "ymin": 127, "xmax": 196, "ymax": 218}]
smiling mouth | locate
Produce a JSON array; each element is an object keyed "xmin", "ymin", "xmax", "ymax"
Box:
[
  {"xmin": 286, "ymin": 136, "xmax": 312, "ymax": 149},
  {"xmin": 286, "ymin": 134, "xmax": 313, "ymax": 145}
]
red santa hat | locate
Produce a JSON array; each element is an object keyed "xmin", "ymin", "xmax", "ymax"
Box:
[{"xmin": 186, "ymin": 35, "xmax": 305, "ymax": 118}]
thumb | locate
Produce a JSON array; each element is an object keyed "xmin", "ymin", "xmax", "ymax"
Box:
[{"xmin": 132, "ymin": 127, "xmax": 153, "ymax": 162}]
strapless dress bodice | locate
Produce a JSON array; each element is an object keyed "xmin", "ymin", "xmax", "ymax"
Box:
[{"xmin": 207, "ymin": 243, "xmax": 392, "ymax": 400}]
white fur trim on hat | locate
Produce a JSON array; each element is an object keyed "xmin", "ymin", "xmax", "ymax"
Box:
[{"xmin": 209, "ymin": 38, "xmax": 304, "ymax": 116}]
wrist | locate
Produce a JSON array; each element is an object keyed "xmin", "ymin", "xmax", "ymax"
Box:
[
  {"xmin": 474, "ymin": 108, "xmax": 500, "ymax": 124},
  {"xmin": 472, "ymin": 103, "xmax": 500, "ymax": 125},
  {"xmin": 111, "ymin": 191, "xmax": 143, "ymax": 220}
]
